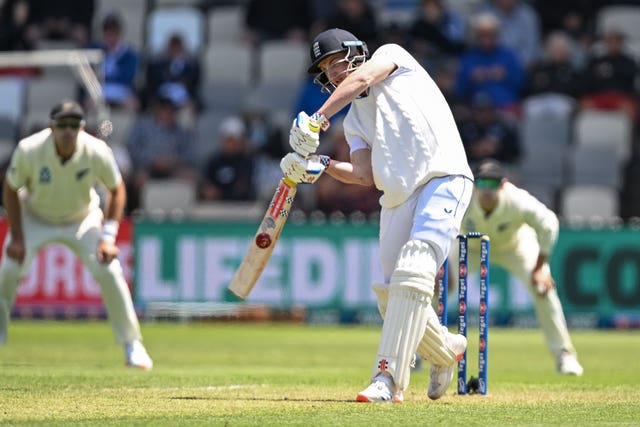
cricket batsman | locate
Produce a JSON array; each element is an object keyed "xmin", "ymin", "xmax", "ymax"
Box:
[
  {"xmin": 279, "ymin": 28, "xmax": 474, "ymax": 402},
  {"xmin": 450, "ymin": 158, "xmax": 583, "ymax": 375},
  {"xmin": 0, "ymin": 100, "xmax": 153, "ymax": 370}
]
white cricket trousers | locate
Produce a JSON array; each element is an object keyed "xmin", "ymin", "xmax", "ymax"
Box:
[
  {"xmin": 449, "ymin": 226, "xmax": 576, "ymax": 358},
  {"xmin": 0, "ymin": 207, "xmax": 142, "ymax": 344},
  {"xmin": 379, "ymin": 175, "xmax": 473, "ymax": 282}
]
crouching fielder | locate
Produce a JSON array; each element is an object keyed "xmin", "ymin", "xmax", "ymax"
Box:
[
  {"xmin": 0, "ymin": 100, "xmax": 152, "ymax": 370},
  {"xmin": 449, "ymin": 159, "xmax": 583, "ymax": 376},
  {"xmin": 281, "ymin": 28, "xmax": 474, "ymax": 402}
]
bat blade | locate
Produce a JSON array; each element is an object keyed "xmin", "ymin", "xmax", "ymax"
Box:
[{"xmin": 228, "ymin": 177, "xmax": 297, "ymax": 299}]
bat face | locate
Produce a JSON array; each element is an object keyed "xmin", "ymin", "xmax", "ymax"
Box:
[{"xmin": 228, "ymin": 178, "xmax": 297, "ymax": 299}]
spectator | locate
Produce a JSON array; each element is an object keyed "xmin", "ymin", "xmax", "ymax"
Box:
[
  {"xmin": 245, "ymin": 0, "xmax": 314, "ymax": 45},
  {"xmin": 533, "ymin": 3, "xmax": 591, "ymax": 68},
  {"xmin": 458, "ymin": 92, "xmax": 521, "ymax": 166},
  {"xmin": 241, "ymin": 95, "xmax": 286, "ymax": 160},
  {"xmin": 408, "ymin": 0, "xmax": 467, "ymax": 68},
  {"xmin": 455, "ymin": 13, "xmax": 525, "ymax": 112},
  {"xmin": 144, "ymin": 33, "xmax": 201, "ymax": 116},
  {"xmin": 86, "ymin": 13, "xmax": 140, "ymax": 112},
  {"xmin": 26, "ymin": 0, "xmax": 94, "ymax": 46},
  {"xmin": 200, "ymin": 116, "xmax": 257, "ymax": 202},
  {"xmin": 523, "ymin": 31, "xmax": 581, "ymax": 120},
  {"xmin": 479, "ymin": 0, "xmax": 541, "ymax": 68},
  {"xmin": 126, "ymin": 93, "xmax": 198, "ymax": 211},
  {"xmin": 533, "ymin": 1, "xmax": 597, "ymax": 40},
  {"xmin": 579, "ymin": 28, "xmax": 639, "ymax": 123},
  {"xmin": 0, "ymin": 0, "xmax": 35, "ymax": 51},
  {"xmin": 526, "ymin": 31, "xmax": 581, "ymax": 98},
  {"xmin": 324, "ymin": 0, "xmax": 379, "ymax": 50}
]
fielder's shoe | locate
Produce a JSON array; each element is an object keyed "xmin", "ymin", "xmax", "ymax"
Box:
[
  {"xmin": 427, "ymin": 332, "xmax": 467, "ymax": 400},
  {"xmin": 124, "ymin": 340, "xmax": 153, "ymax": 370},
  {"xmin": 410, "ymin": 353, "xmax": 423, "ymax": 372},
  {"xmin": 356, "ymin": 372, "xmax": 402, "ymax": 403},
  {"xmin": 558, "ymin": 352, "xmax": 584, "ymax": 376}
]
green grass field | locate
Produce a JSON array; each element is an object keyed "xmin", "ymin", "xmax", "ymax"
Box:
[{"xmin": 1, "ymin": 321, "xmax": 639, "ymax": 426}]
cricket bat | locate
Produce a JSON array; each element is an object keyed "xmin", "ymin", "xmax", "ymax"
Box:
[
  {"xmin": 228, "ymin": 112, "xmax": 325, "ymax": 299},
  {"xmin": 227, "ymin": 177, "xmax": 298, "ymax": 299}
]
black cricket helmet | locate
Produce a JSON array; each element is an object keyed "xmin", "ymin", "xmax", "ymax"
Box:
[{"xmin": 308, "ymin": 28, "xmax": 369, "ymax": 94}]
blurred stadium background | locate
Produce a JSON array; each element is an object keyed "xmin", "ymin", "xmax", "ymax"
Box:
[{"xmin": 0, "ymin": 0, "xmax": 638, "ymax": 329}]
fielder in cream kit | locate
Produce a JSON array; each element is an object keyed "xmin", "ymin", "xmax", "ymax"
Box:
[
  {"xmin": 0, "ymin": 100, "xmax": 153, "ymax": 370},
  {"xmin": 451, "ymin": 159, "xmax": 583, "ymax": 376},
  {"xmin": 280, "ymin": 29, "xmax": 474, "ymax": 402}
]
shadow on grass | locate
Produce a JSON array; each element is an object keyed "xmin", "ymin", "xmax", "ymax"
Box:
[{"xmin": 170, "ymin": 396, "xmax": 356, "ymax": 403}]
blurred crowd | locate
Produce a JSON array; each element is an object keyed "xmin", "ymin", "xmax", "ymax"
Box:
[{"xmin": 1, "ymin": 0, "xmax": 640, "ymax": 222}]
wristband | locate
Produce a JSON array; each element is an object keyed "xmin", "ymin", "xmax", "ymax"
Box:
[
  {"xmin": 102, "ymin": 219, "xmax": 119, "ymax": 244},
  {"xmin": 319, "ymin": 155, "xmax": 331, "ymax": 169}
]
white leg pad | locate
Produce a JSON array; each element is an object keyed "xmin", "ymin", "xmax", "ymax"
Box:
[
  {"xmin": 374, "ymin": 287, "xmax": 430, "ymax": 392},
  {"xmin": 389, "ymin": 240, "xmax": 437, "ymax": 299},
  {"xmin": 372, "ymin": 283, "xmax": 388, "ymax": 318},
  {"xmin": 416, "ymin": 306, "xmax": 460, "ymax": 366},
  {"xmin": 371, "ymin": 240, "xmax": 438, "ymax": 391}
]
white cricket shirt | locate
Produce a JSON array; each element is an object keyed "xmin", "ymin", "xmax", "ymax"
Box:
[
  {"xmin": 343, "ymin": 43, "xmax": 472, "ymax": 208},
  {"xmin": 6, "ymin": 129, "xmax": 122, "ymax": 224},
  {"xmin": 461, "ymin": 182, "xmax": 559, "ymax": 255}
]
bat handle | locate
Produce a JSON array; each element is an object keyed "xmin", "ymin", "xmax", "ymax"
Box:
[{"xmin": 310, "ymin": 112, "xmax": 330, "ymax": 132}]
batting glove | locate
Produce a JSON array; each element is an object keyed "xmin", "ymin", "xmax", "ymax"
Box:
[
  {"xmin": 289, "ymin": 111, "xmax": 322, "ymax": 157},
  {"xmin": 280, "ymin": 152, "xmax": 327, "ymax": 184}
]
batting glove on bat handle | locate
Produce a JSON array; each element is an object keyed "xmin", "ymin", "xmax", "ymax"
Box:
[
  {"xmin": 280, "ymin": 153, "xmax": 327, "ymax": 184},
  {"xmin": 310, "ymin": 111, "xmax": 330, "ymax": 132},
  {"xmin": 289, "ymin": 111, "xmax": 322, "ymax": 157}
]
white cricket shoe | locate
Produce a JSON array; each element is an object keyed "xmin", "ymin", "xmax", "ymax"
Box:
[
  {"xmin": 124, "ymin": 340, "xmax": 153, "ymax": 370},
  {"xmin": 558, "ymin": 352, "xmax": 584, "ymax": 376},
  {"xmin": 427, "ymin": 332, "xmax": 467, "ymax": 400},
  {"xmin": 356, "ymin": 372, "xmax": 403, "ymax": 403}
]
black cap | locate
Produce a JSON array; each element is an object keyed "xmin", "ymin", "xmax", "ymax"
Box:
[
  {"xmin": 308, "ymin": 28, "xmax": 367, "ymax": 73},
  {"xmin": 50, "ymin": 100, "xmax": 85, "ymax": 121},
  {"xmin": 474, "ymin": 158, "xmax": 505, "ymax": 180},
  {"xmin": 102, "ymin": 12, "xmax": 122, "ymax": 30}
]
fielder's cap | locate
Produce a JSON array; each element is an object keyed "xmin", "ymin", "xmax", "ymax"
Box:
[
  {"xmin": 308, "ymin": 28, "xmax": 364, "ymax": 73},
  {"xmin": 50, "ymin": 99, "xmax": 85, "ymax": 121},
  {"xmin": 219, "ymin": 116, "xmax": 246, "ymax": 138},
  {"xmin": 474, "ymin": 158, "xmax": 505, "ymax": 180}
]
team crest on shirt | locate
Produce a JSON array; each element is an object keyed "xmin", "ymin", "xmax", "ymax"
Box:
[
  {"xmin": 39, "ymin": 166, "xmax": 51, "ymax": 183},
  {"xmin": 498, "ymin": 222, "xmax": 510, "ymax": 232},
  {"xmin": 76, "ymin": 168, "xmax": 90, "ymax": 180}
]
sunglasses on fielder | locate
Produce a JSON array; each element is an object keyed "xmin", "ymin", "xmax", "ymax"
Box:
[
  {"xmin": 54, "ymin": 119, "xmax": 82, "ymax": 130},
  {"xmin": 475, "ymin": 178, "xmax": 501, "ymax": 190}
]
